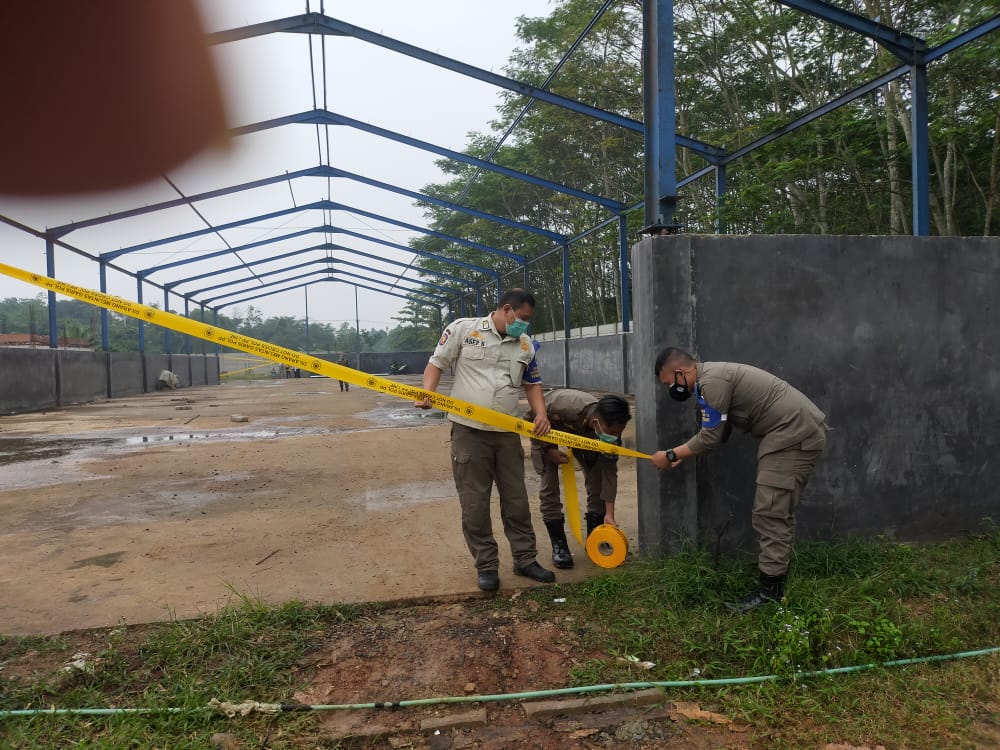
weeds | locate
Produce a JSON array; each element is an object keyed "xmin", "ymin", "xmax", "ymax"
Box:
[{"xmin": 1, "ymin": 533, "xmax": 998, "ymax": 748}]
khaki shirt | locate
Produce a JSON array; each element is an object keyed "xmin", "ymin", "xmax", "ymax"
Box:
[
  {"xmin": 686, "ymin": 362, "xmax": 826, "ymax": 458},
  {"xmin": 429, "ymin": 315, "xmax": 541, "ymax": 431},
  {"xmin": 526, "ymin": 389, "xmax": 619, "ymax": 502},
  {"xmin": 525, "ymin": 389, "xmax": 598, "ymax": 447}
]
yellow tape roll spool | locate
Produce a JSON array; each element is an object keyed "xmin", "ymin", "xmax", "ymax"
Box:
[{"xmin": 585, "ymin": 524, "xmax": 629, "ymax": 568}]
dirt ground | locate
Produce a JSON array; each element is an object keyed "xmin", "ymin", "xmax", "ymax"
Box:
[
  {"xmin": 0, "ymin": 375, "xmax": 640, "ymax": 636},
  {"xmin": 0, "ymin": 377, "xmax": 751, "ymax": 748}
]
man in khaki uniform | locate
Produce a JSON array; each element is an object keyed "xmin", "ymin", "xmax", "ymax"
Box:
[
  {"xmin": 525, "ymin": 390, "xmax": 631, "ymax": 568},
  {"xmin": 651, "ymin": 347, "xmax": 827, "ymax": 613},
  {"xmin": 416, "ymin": 289, "xmax": 555, "ymax": 592}
]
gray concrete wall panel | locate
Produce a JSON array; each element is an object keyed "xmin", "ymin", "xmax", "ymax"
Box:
[
  {"xmin": 359, "ymin": 351, "xmax": 433, "ymax": 375},
  {"xmin": 0, "ymin": 349, "xmax": 57, "ymax": 413},
  {"xmin": 632, "ymin": 234, "xmax": 1000, "ymax": 556},
  {"xmin": 58, "ymin": 351, "xmax": 108, "ymax": 404},
  {"xmin": 110, "ymin": 352, "xmax": 144, "ymax": 397},
  {"xmin": 145, "ymin": 354, "xmax": 171, "ymax": 392},
  {"xmin": 566, "ymin": 335, "xmax": 629, "ymax": 393}
]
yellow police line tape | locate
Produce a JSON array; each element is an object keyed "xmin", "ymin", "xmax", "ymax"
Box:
[
  {"xmin": 220, "ymin": 361, "xmax": 275, "ymax": 379},
  {"xmin": 0, "ymin": 262, "xmax": 652, "ymax": 461},
  {"xmin": 561, "ymin": 448, "xmax": 583, "ymax": 545}
]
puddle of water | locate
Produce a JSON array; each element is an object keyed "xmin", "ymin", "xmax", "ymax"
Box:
[
  {"xmin": 0, "ymin": 437, "xmax": 114, "ymax": 466},
  {"xmin": 356, "ymin": 405, "xmax": 447, "ymax": 428},
  {"xmin": 363, "ymin": 480, "xmax": 455, "ymax": 511},
  {"xmin": 123, "ymin": 430, "xmax": 281, "ymax": 445}
]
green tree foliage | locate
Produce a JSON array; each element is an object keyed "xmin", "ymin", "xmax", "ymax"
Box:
[
  {"xmin": 403, "ymin": 0, "xmax": 998, "ymax": 335},
  {"xmin": 0, "ymin": 299, "xmax": 407, "ymax": 355}
]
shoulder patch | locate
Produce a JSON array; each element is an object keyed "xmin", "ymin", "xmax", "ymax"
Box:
[{"xmin": 438, "ymin": 330, "xmax": 451, "ymax": 346}]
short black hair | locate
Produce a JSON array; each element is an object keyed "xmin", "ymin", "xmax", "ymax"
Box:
[
  {"xmin": 595, "ymin": 394, "xmax": 631, "ymax": 427},
  {"xmin": 653, "ymin": 347, "xmax": 696, "ymax": 377},
  {"xmin": 497, "ymin": 288, "xmax": 536, "ymax": 310}
]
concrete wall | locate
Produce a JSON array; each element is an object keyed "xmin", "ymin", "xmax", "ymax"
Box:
[
  {"xmin": 0, "ymin": 350, "xmax": 220, "ymax": 413},
  {"xmin": 110, "ymin": 353, "xmax": 144, "ymax": 397},
  {"xmin": 632, "ymin": 234, "xmax": 1000, "ymax": 557},
  {"xmin": 534, "ymin": 334, "xmax": 632, "ymax": 393},
  {"xmin": 0, "ymin": 349, "xmax": 58, "ymax": 413},
  {"xmin": 359, "ymin": 351, "xmax": 433, "ymax": 375},
  {"xmin": 58, "ymin": 351, "xmax": 108, "ymax": 404},
  {"xmin": 145, "ymin": 354, "xmax": 171, "ymax": 391}
]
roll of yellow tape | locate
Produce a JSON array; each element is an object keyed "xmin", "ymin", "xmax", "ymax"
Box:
[{"xmin": 585, "ymin": 524, "xmax": 629, "ymax": 568}]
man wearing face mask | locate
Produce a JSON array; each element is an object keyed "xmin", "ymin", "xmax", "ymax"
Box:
[
  {"xmin": 525, "ymin": 391, "xmax": 632, "ymax": 569},
  {"xmin": 416, "ymin": 289, "xmax": 555, "ymax": 592},
  {"xmin": 649, "ymin": 347, "xmax": 827, "ymax": 613}
]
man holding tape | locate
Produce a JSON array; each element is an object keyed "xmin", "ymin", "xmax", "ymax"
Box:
[
  {"xmin": 525, "ymin": 390, "xmax": 632, "ymax": 569},
  {"xmin": 416, "ymin": 289, "xmax": 556, "ymax": 592},
  {"xmin": 650, "ymin": 347, "xmax": 827, "ymax": 613}
]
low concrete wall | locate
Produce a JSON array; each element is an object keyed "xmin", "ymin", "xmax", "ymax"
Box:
[
  {"xmin": 0, "ymin": 349, "xmax": 58, "ymax": 413},
  {"xmin": 534, "ymin": 334, "xmax": 632, "ymax": 393},
  {"xmin": 0, "ymin": 350, "xmax": 220, "ymax": 414},
  {"xmin": 359, "ymin": 351, "xmax": 433, "ymax": 375},
  {"xmin": 58, "ymin": 351, "xmax": 107, "ymax": 404},
  {"xmin": 632, "ymin": 234, "xmax": 1000, "ymax": 556},
  {"xmin": 145, "ymin": 354, "xmax": 171, "ymax": 391},
  {"xmin": 111, "ymin": 353, "xmax": 144, "ymax": 397}
]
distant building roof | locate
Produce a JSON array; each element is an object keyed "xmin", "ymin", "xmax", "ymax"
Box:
[{"xmin": 0, "ymin": 333, "xmax": 93, "ymax": 349}]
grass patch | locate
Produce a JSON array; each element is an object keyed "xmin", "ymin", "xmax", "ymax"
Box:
[{"xmin": 1, "ymin": 533, "xmax": 998, "ymax": 748}]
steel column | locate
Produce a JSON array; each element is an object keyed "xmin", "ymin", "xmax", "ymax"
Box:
[
  {"xmin": 642, "ymin": 0, "xmax": 677, "ymax": 230},
  {"xmin": 163, "ymin": 288, "xmax": 171, "ymax": 354},
  {"xmin": 45, "ymin": 237, "xmax": 57, "ymax": 348},
  {"xmin": 910, "ymin": 63, "xmax": 930, "ymax": 236},
  {"xmin": 99, "ymin": 262, "xmax": 110, "ymax": 352},
  {"xmin": 304, "ymin": 286, "xmax": 310, "ymax": 354},
  {"xmin": 618, "ymin": 215, "xmax": 630, "ymax": 333},
  {"xmin": 136, "ymin": 278, "xmax": 145, "ymax": 353},
  {"xmin": 715, "ymin": 165, "xmax": 728, "ymax": 234},
  {"xmin": 562, "ymin": 243, "xmax": 571, "ymax": 386}
]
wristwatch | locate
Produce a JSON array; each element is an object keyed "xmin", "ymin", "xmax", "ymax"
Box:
[{"xmin": 665, "ymin": 448, "xmax": 678, "ymax": 462}]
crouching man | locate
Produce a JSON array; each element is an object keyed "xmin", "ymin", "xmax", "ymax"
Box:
[{"xmin": 525, "ymin": 390, "xmax": 631, "ymax": 568}]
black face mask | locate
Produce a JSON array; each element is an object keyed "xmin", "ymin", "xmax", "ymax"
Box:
[{"xmin": 668, "ymin": 370, "xmax": 693, "ymax": 402}]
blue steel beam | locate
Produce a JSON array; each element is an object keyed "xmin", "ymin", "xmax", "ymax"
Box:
[
  {"xmin": 324, "ymin": 199, "xmax": 526, "ymax": 263},
  {"xmin": 50, "ymin": 163, "xmax": 566, "ymax": 244},
  {"xmin": 167, "ymin": 242, "xmax": 476, "ymax": 296},
  {"xmin": 642, "ymin": 0, "xmax": 678, "ymax": 229},
  {"xmin": 47, "ymin": 167, "xmax": 326, "ymax": 238},
  {"xmin": 234, "ymin": 110, "xmax": 623, "ymax": 211},
  {"xmin": 926, "ymin": 14, "xmax": 1000, "ymax": 62},
  {"xmin": 218, "ymin": 278, "xmax": 428, "ymax": 313},
  {"xmin": 323, "ymin": 165, "xmax": 565, "ymax": 242},
  {"xmin": 204, "ymin": 269, "xmax": 446, "ymax": 307},
  {"xmin": 722, "ymin": 64, "xmax": 910, "ymax": 164},
  {"xmin": 148, "ymin": 224, "xmax": 498, "ymax": 294},
  {"xmin": 142, "ymin": 228, "xmax": 322, "ymax": 277},
  {"xmin": 774, "ymin": 0, "xmax": 925, "ymax": 61},
  {"xmin": 188, "ymin": 256, "xmax": 458, "ymax": 300},
  {"xmin": 103, "ymin": 199, "xmax": 522, "ymax": 265},
  {"xmin": 210, "ymin": 13, "xmax": 641, "ymax": 133},
  {"xmin": 910, "ymin": 62, "xmax": 930, "ymax": 236},
  {"xmin": 211, "ymin": 13, "xmax": 722, "ymax": 160}
]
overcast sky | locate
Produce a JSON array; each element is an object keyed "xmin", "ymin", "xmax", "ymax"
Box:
[{"xmin": 0, "ymin": 0, "xmax": 555, "ymax": 330}]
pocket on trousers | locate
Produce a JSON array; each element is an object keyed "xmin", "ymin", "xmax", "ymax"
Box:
[
  {"xmin": 756, "ymin": 470, "xmax": 797, "ymax": 491},
  {"xmin": 530, "ymin": 448, "xmax": 545, "ymax": 474}
]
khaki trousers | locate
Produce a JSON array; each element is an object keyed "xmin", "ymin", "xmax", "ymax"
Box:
[
  {"xmin": 753, "ymin": 435, "xmax": 826, "ymax": 576},
  {"xmin": 450, "ymin": 423, "xmax": 537, "ymax": 572},
  {"xmin": 531, "ymin": 446, "xmax": 609, "ymax": 522}
]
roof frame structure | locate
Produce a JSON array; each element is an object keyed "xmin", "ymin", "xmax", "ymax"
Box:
[{"xmin": 0, "ymin": 1, "xmax": 993, "ymax": 355}]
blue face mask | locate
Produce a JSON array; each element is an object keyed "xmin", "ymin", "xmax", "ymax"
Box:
[{"xmin": 505, "ymin": 311, "xmax": 529, "ymax": 338}]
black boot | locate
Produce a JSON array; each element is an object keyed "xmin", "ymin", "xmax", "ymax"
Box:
[
  {"xmin": 584, "ymin": 512, "xmax": 604, "ymax": 540},
  {"xmin": 544, "ymin": 518, "xmax": 574, "ymax": 569},
  {"xmin": 725, "ymin": 571, "xmax": 786, "ymax": 614}
]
